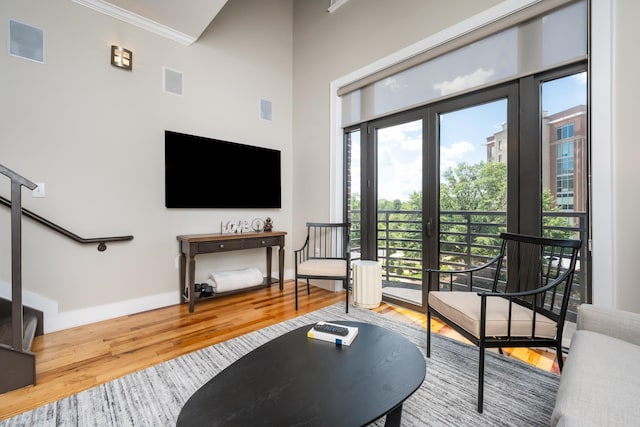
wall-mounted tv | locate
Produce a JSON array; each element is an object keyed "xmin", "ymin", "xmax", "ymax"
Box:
[{"xmin": 165, "ymin": 130, "xmax": 281, "ymax": 208}]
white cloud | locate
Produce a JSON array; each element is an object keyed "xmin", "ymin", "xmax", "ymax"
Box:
[
  {"xmin": 377, "ymin": 153, "xmax": 422, "ymax": 201},
  {"xmin": 401, "ymin": 137, "xmax": 421, "ymax": 151},
  {"xmin": 378, "ymin": 120, "xmax": 421, "ymax": 144},
  {"xmin": 374, "ymin": 119, "xmax": 425, "ymax": 201},
  {"xmin": 440, "ymin": 140, "xmax": 475, "ymax": 172},
  {"xmin": 433, "ymin": 68, "xmax": 495, "ymax": 96},
  {"xmin": 377, "ymin": 133, "xmax": 421, "ymax": 200},
  {"xmin": 572, "ymin": 72, "xmax": 587, "ymax": 85}
]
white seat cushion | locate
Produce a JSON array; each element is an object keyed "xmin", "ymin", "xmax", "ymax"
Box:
[
  {"xmin": 297, "ymin": 259, "xmax": 347, "ymax": 277},
  {"xmin": 428, "ymin": 291, "xmax": 557, "ymax": 339}
]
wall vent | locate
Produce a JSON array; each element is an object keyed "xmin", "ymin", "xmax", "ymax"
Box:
[
  {"xmin": 260, "ymin": 99, "xmax": 273, "ymax": 121},
  {"xmin": 9, "ymin": 20, "xmax": 44, "ymax": 63},
  {"xmin": 163, "ymin": 67, "xmax": 184, "ymax": 96}
]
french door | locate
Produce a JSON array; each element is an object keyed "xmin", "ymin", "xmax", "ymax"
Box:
[
  {"xmin": 346, "ymin": 66, "xmax": 589, "ymax": 315},
  {"xmin": 425, "ymin": 86, "xmax": 517, "ymax": 307},
  {"xmin": 370, "ymin": 112, "xmax": 426, "ymax": 307}
]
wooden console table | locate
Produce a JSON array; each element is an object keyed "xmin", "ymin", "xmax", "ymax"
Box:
[{"xmin": 177, "ymin": 231, "xmax": 286, "ymax": 312}]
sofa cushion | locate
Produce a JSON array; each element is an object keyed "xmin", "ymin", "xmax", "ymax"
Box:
[{"xmin": 551, "ymin": 329, "xmax": 640, "ymax": 426}]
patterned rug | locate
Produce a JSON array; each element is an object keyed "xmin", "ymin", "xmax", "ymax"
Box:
[{"xmin": 0, "ymin": 303, "xmax": 560, "ymax": 426}]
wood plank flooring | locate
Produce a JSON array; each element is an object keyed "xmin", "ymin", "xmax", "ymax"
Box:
[{"xmin": 0, "ymin": 281, "xmax": 561, "ymax": 421}]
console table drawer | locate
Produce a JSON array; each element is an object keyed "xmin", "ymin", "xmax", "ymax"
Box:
[
  {"xmin": 243, "ymin": 236, "xmax": 282, "ymax": 249},
  {"xmin": 197, "ymin": 240, "xmax": 243, "ymax": 253}
]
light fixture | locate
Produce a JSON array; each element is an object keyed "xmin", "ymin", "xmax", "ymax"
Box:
[{"xmin": 111, "ymin": 45, "xmax": 132, "ymax": 71}]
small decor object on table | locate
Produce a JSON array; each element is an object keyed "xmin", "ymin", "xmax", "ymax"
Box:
[
  {"xmin": 264, "ymin": 217, "xmax": 273, "ymax": 232},
  {"xmin": 222, "ymin": 220, "xmax": 251, "ymax": 234},
  {"xmin": 221, "ymin": 220, "xmax": 238, "ymax": 234},
  {"xmin": 252, "ymin": 218, "xmax": 265, "ymax": 232}
]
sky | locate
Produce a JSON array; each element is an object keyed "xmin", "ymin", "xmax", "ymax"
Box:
[{"xmin": 363, "ymin": 72, "xmax": 587, "ymax": 202}]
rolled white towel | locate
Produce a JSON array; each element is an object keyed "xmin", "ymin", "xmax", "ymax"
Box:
[{"xmin": 209, "ymin": 267, "xmax": 264, "ymax": 293}]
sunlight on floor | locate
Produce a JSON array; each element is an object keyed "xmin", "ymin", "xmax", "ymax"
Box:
[{"xmin": 373, "ymin": 302, "xmax": 562, "ymax": 374}]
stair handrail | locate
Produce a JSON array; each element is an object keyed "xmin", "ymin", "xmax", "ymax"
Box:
[
  {"xmin": 0, "ymin": 164, "xmax": 37, "ymax": 353},
  {"xmin": 0, "ymin": 195, "xmax": 134, "ymax": 252}
]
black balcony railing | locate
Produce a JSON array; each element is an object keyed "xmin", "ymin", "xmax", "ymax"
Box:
[{"xmin": 349, "ymin": 209, "xmax": 589, "ymax": 320}]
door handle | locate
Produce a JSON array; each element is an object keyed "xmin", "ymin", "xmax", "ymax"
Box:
[{"xmin": 426, "ymin": 217, "xmax": 433, "ymax": 238}]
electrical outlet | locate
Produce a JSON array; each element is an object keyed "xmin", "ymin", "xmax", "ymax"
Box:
[{"xmin": 32, "ymin": 182, "xmax": 46, "ymax": 198}]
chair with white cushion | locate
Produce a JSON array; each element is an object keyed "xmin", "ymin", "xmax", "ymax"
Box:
[
  {"xmin": 426, "ymin": 232, "xmax": 581, "ymax": 413},
  {"xmin": 294, "ymin": 222, "xmax": 350, "ymax": 312}
]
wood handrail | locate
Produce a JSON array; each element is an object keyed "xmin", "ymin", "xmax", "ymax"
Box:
[{"xmin": 0, "ymin": 195, "xmax": 133, "ymax": 251}]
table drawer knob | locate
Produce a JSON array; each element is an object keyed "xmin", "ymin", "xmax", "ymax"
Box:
[
  {"xmin": 261, "ymin": 240, "xmax": 266, "ymax": 245},
  {"xmin": 219, "ymin": 244, "xmax": 225, "ymax": 248}
]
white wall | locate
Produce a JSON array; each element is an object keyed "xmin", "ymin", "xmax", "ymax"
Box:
[
  {"xmin": 0, "ymin": 0, "xmax": 293, "ymax": 331},
  {"xmin": 612, "ymin": 0, "xmax": 640, "ymax": 312}
]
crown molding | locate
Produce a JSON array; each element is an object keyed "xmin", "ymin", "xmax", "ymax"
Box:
[
  {"xmin": 328, "ymin": 0, "xmax": 350, "ymax": 14},
  {"xmin": 72, "ymin": 0, "xmax": 196, "ymax": 46}
]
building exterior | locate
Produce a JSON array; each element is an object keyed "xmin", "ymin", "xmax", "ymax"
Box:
[
  {"xmin": 486, "ymin": 122, "xmax": 507, "ymax": 164},
  {"xmin": 544, "ymin": 105, "xmax": 588, "ymax": 211},
  {"xmin": 486, "ymin": 105, "xmax": 587, "ymax": 212}
]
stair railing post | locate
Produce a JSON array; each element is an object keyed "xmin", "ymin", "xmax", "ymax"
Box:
[
  {"xmin": 10, "ymin": 181, "xmax": 24, "ymax": 351},
  {"xmin": 1, "ymin": 164, "xmax": 36, "ymax": 352}
]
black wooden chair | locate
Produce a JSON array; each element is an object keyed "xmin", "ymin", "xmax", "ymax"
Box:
[
  {"xmin": 294, "ymin": 223, "xmax": 350, "ymax": 312},
  {"xmin": 425, "ymin": 232, "xmax": 582, "ymax": 413}
]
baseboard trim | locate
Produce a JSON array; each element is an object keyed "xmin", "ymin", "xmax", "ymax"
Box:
[
  {"xmin": 0, "ymin": 281, "xmax": 58, "ymax": 332},
  {"xmin": 0, "ymin": 281, "xmax": 180, "ymax": 333},
  {"xmin": 2, "ymin": 267, "xmax": 298, "ymax": 333},
  {"xmin": 45, "ymin": 291, "xmax": 180, "ymax": 333}
]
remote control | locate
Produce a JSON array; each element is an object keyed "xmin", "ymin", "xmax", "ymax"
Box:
[{"xmin": 313, "ymin": 322, "xmax": 349, "ymax": 336}]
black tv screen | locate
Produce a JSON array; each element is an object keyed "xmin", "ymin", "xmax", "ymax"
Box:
[{"xmin": 165, "ymin": 131, "xmax": 281, "ymax": 208}]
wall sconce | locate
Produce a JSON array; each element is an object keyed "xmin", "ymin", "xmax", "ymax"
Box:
[{"xmin": 111, "ymin": 45, "xmax": 132, "ymax": 71}]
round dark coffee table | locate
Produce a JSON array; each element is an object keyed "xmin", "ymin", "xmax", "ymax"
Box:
[{"xmin": 177, "ymin": 321, "xmax": 426, "ymax": 427}]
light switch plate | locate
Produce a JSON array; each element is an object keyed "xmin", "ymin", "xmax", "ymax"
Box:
[{"xmin": 32, "ymin": 182, "xmax": 46, "ymax": 198}]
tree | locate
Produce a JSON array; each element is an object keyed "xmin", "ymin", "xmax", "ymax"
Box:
[
  {"xmin": 438, "ymin": 161, "xmax": 573, "ymax": 262},
  {"xmin": 440, "ymin": 161, "xmax": 507, "ymax": 211}
]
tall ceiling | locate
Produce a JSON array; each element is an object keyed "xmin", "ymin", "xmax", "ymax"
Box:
[{"xmin": 72, "ymin": 0, "xmax": 229, "ymax": 45}]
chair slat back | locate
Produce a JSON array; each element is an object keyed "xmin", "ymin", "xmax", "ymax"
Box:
[
  {"xmin": 496, "ymin": 232, "xmax": 581, "ymax": 321},
  {"xmin": 305, "ymin": 222, "xmax": 350, "ymax": 261}
]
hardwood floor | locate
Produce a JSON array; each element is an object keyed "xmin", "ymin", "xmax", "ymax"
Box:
[{"xmin": 0, "ymin": 281, "xmax": 561, "ymax": 421}]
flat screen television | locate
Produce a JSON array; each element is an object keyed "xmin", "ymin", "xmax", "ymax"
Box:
[{"xmin": 165, "ymin": 130, "xmax": 281, "ymax": 208}]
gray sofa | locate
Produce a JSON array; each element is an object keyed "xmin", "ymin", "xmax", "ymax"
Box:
[{"xmin": 551, "ymin": 303, "xmax": 640, "ymax": 426}]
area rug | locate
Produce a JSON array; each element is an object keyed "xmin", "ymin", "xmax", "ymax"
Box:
[{"xmin": 0, "ymin": 303, "xmax": 560, "ymax": 426}]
